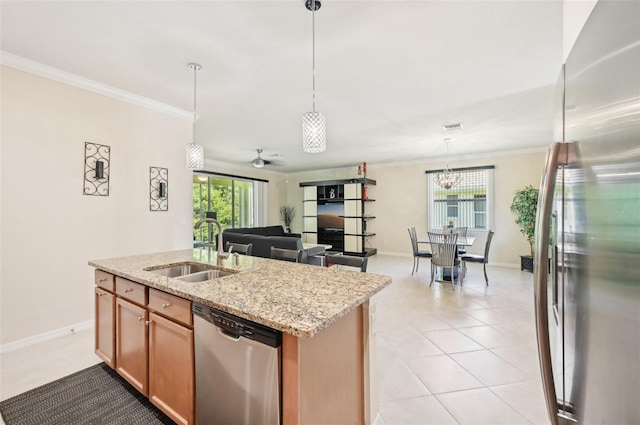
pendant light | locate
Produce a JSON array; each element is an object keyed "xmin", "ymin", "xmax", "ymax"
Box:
[
  {"xmin": 186, "ymin": 62, "xmax": 205, "ymax": 170},
  {"xmin": 302, "ymin": 0, "xmax": 326, "ymax": 153},
  {"xmin": 434, "ymin": 138, "xmax": 462, "ymax": 190}
]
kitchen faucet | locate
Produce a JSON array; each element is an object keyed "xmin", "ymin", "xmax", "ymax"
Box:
[{"xmin": 193, "ymin": 218, "xmax": 231, "ymax": 265}]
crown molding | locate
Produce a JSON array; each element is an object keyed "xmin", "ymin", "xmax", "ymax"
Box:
[{"xmin": 1, "ymin": 51, "xmax": 192, "ymax": 121}]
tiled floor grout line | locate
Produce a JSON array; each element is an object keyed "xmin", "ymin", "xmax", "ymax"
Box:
[{"xmin": 372, "ymin": 256, "xmax": 549, "ymax": 424}]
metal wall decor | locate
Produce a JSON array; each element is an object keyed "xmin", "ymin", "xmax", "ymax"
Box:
[
  {"xmin": 83, "ymin": 142, "xmax": 110, "ymax": 196},
  {"xmin": 149, "ymin": 166, "xmax": 168, "ymax": 212}
]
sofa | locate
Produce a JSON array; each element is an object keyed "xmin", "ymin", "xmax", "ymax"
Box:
[{"xmin": 222, "ymin": 225, "xmax": 325, "ymax": 263}]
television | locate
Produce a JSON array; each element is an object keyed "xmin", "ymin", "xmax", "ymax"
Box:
[{"xmin": 317, "ymin": 203, "xmax": 344, "ymax": 230}]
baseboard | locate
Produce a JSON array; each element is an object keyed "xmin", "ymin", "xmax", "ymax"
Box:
[
  {"xmin": 372, "ymin": 412, "xmax": 383, "ymax": 425},
  {"xmin": 0, "ymin": 320, "xmax": 94, "ymax": 354},
  {"xmin": 375, "ymin": 250, "xmax": 411, "ymax": 257},
  {"xmin": 487, "ymin": 261, "xmax": 521, "ymax": 269}
]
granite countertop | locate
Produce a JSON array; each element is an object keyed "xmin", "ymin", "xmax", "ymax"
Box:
[{"xmin": 89, "ymin": 249, "xmax": 391, "ymax": 338}]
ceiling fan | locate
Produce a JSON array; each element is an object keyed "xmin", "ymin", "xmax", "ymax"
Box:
[
  {"xmin": 251, "ymin": 149, "xmax": 284, "ymax": 168},
  {"xmin": 252, "ymin": 149, "xmax": 269, "ymax": 168}
]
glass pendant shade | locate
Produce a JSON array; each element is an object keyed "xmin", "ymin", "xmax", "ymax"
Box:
[
  {"xmin": 434, "ymin": 138, "xmax": 461, "ymax": 189},
  {"xmin": 433, "ymin": 170, "xmax": 462, "ymax": 190},
  {"xmin": 185, "ymin": 62, "xmax": 204, "ymax": 170},
  {"xmin": 302, "ymin": 111, "xmax": 326, "ymax": 153},
  {"xmin": 302, "ymin": 1, "xmax": 326, "ymax": 154},
  {"xmin": 186, "ymin": 142, "xmax": 204, "ymax": 169}
]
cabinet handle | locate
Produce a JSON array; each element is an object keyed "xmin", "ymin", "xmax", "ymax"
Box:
[
  {"xmin": 162, "ymin": 303, "xmax": 171, "ymax": 309},
  {"xmin": 138, "ymin": 316, "xmax": 144, "ymax": 322},
  {"xmin": 145, "ymin": 320, "xmax": 153, "ymax": 326},
  {"xmin": 97, "ymin": 292, "xmax": 107, "ymax": 297},
  {"xmin": 99, "ymin": 278, "xmax": 108, "ymax": 282},
  {"xmin": 124, "ymin": 288, "xmax": 133, "ymax": 293}
]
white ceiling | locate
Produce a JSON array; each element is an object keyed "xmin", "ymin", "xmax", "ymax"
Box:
[{"xmin": 1, "ymin": 0, "xmax": 563, "ymax": 173}]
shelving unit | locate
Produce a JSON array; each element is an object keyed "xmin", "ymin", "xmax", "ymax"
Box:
[{"xmin": 300, "ymin": 178, "xmax": 376, "ymax": 257}]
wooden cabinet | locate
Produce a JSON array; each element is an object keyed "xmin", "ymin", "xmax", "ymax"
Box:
[
  {"xmin": 148, "ymin": 312, "xmax": 194, "ymax": 425},
  {"xmin": 95, "ymin": 270, "xmax": 116, "ymax": 368},
  {"xmin": 116, "ymin": 276, "xmax": 147, "ymax": 305},
  {"xmin": 116, "ymin": 297, "xmax": 149, "ymax": 395},
  {"xmin": 95, "ymin": 286, "xmax": 115, "ymax": 368},
  {"xmin": 95, "ymin": 272, "xmax": 194, "ymax": 424},
  {"xmin": 147, "ymin": 288, "xmax": 195, "ymax": 425},
  {"xmin": 148, "ymin": 288, "xmax": 192, "ymax": 327}
]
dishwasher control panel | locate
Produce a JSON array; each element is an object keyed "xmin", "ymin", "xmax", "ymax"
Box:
[
  {"xmin": 193, "ymin": 303, "xmax": 282, "ymax": 347},
  {"xmin": 211, "ymin": 311, "xmax": 252, "ymax": 337}
]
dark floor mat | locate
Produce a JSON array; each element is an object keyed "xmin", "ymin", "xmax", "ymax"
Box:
[{"xmin": 0, "ymin": 363, "xmax": 174, "ymax": 425}]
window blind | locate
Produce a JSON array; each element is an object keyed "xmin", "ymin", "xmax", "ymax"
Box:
[{"xmin": 426, "ymin": 166, "xmax": 494, "ymax": 230}]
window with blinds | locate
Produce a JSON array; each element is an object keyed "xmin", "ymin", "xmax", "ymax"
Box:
[{"xmin": 426, "ymin": 166, "xmax": 494, "ymax": 230}]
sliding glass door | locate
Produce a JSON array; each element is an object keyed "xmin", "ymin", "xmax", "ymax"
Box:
[{"xmin": 192, "ymin": 173, "xmax": 267, "ymax": 246}]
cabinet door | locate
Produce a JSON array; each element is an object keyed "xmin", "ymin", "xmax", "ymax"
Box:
[
  {"xmin": 116, "ymin": 298, "xmax": 148, "ymax": 396},
  {"xmin": 95, "ymin": 287, "xmax": 115, "ymax": 368},
  {"xmin": 148, "ymin": 312, "xmax": 194, "ymax": 425}
]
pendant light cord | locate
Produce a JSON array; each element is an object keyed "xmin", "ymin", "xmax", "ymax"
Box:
[
  {"xmin": 193, "ymin": 65, "xmax": 197, "ymax": 138},
  {"xmin": 312, "ymin": 0, "xmax": 316, "ymax": 113},
  {"xmin": 446, "ymin": 139, "xmax": 449, "ymax": 169}
]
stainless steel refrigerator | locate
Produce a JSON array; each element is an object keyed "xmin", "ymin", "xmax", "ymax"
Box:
[{"xmin": 534, "ymin": 1, "xmax": 640, "ymax": 424}]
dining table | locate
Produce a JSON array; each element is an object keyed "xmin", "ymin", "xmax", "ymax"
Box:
[
  {"xmin": 418, "ymin": 234, "xmax": 476, "ymax": 282},
  {"xmin": 417, "ymin": 235, "xmax": 476, "ymax": 247}
]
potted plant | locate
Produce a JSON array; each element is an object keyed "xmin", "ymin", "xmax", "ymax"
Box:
[
  {"xmin": 510, "ymin": 185, "xmax": 539, "ymax": 272},
  {"xmin": 280, "ymin": 205, "xmax": 296, "ymax": 233}
]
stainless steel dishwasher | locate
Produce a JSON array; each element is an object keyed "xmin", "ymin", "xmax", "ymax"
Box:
[{"xmin": 193, "ymin": 303, "xmax": 282, "ymax": 425}]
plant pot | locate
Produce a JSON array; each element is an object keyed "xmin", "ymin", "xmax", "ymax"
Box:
[{"xmin": 520, "ymin": 255, "xmax": 534, "ymax": 273}]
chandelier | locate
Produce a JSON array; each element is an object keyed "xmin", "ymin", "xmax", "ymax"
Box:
[
  {"xmin": 186, "ymin": 62, "xmax": 205, "ymax": 170},
  {"xmin": 302, "ymin": 0, "xmax": 326, "ymax": 153},
  {"xmin": 434, "ymin": 138, "xmax": 461, "ymax": 189}
]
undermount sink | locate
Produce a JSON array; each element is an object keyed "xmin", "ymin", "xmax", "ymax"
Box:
[
  {"xmin": 175, "ymin": 269, "xmax": 236, "ymax": 282},
  {"xmin": 145, "ymin": 262, "xmax": 238, "ymax": 282}
]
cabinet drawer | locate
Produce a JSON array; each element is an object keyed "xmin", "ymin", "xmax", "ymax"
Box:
[
  {"xmin": 95, "ymin": 270, "xmax": 115, "ymax": 292},
  {"xmin": 116, "ymin": 277, "xmax": 147, "ymax": 305},
  {"xmin": 148, "ymin": 288, "xmax": 192, "ymax": 327}
]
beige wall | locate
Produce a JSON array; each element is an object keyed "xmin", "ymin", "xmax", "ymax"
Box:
[
  {"xmin": 0, "ymin": 66, "xmax": 285, "ymax": 346},
  {"xmin": 286, "ymin": 150, "xmax": 546, "ymax": 267},
  {"xmin": 1, "ymin": 66, "xmax": 195, "ymax": 344}
]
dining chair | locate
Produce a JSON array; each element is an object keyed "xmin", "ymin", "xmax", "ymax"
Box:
[
  {"xmin": 270, "ymin": 247, "xmax": 303, "ymax": 263},
  {"xmin": 325, "ymin": 254, "xmax": 368, "ymax": 272},
  {"xmin": 225, "ymin": 242, "xmax": 253, "ymax": 256},
  {"xmin": 452, "ymin": 226, "xmax": 468, "ymax": 255},
  {"xmin": 461, "ymin": 230, "xmax": 494, "ymax": 285},
  {"xmin": 408, "ymin": 227, "xmax": 432, "ymax": 275},
  {"xmin": 428, "ymin": 231, "xmax": 461, "ymax": 289}
]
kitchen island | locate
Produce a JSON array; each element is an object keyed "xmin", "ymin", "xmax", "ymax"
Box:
[{"xmin": 90, "ymin": 249, "xmax": 391, "ymax": 425}]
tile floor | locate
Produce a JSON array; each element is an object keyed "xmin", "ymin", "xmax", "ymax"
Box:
[
  {"xmin": 368, "ymin": 255, "xmax": 550, "ymax": 424},
  {"xmin": 0, "ymin": 254, "xmax": 550, "ymax": 424}
]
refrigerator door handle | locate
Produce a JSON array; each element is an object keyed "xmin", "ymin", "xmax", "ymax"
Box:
[{"xmin": 534, "ymin": 142, "xmax": 569, "ymax": 425}]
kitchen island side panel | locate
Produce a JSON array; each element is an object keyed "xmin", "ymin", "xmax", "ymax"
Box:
[{"xmin": 283, "ymin": 305, "xmax": 366, "ymax": 424}]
